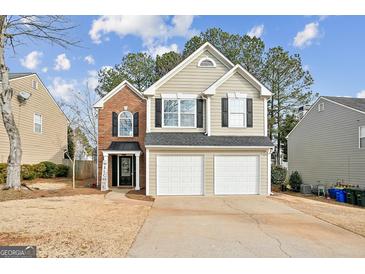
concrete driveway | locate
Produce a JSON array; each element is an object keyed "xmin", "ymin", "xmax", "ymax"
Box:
[{"xmin": 128, "ymin": 196, "xmax": 365, "ymax": 257}]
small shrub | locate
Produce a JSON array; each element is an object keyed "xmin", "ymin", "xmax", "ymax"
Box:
[
  {"xmin": 271, "ymin": 165, "xmax": 287, "ymax": 185},
  {"xmin": 40, "ymin": 161, "xmax": 57, "ymax": 178},
  {"xmin": 0, "ymin": 163, "xmax": 7, "ymax": 184},
  {"xmin": 21, "ymin": 164, "xmax": 36, "ymax": 180},
  {"xmin": 289, "ymin": 171, "xmax": 303, "ymax": 192},
  {"xmin": 33, "ymin": 162, "xmax": 47, "ymax": 178},
  {"xmin": 56, "ymin": 164, "xmax": 69, "ymax": 177}
]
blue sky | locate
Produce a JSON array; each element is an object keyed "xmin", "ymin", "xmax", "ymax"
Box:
[{"xmin": 5, "ymin": 15, "xmax": 365, "ymax": 101}]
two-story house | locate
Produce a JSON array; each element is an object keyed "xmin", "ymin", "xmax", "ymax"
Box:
[
  {"xmin": 0, "ymin": 73, "xmax": 68, "ymax": 164},
  {"xmin": 287, "ymin": 96, "xmax": 365, "ymax": 188},
  {"xmin": 94, "ymin": 42, "xmax": 274, "ymax": 196}
]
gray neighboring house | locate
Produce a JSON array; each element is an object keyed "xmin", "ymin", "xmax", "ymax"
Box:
[{"xmin": 287, "ymin": 96, "xmax": 365, "ymax": 188}]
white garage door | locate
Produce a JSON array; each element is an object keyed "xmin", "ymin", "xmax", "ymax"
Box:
[
  {"xmin": 215, "ymin": 156, "xmax": 259, "ymax": 195},
  {"xmin": 157, "ymin": 155, "xmax": 203, "ymax": 195}
]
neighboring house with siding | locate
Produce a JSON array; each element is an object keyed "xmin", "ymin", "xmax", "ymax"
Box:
[
  {"xmin": 287, "ymin": 96, "xmax": 365, "ymax": 188},
  {"xmin": 0, "ymin": 73, "xmax": 68, "ymax": 164},
  {"xmin": 94, "ymin": 42, "xmax": 274, "ymax": 196}
]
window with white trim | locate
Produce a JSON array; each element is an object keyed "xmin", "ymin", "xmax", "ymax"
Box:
[
  {"xmin": 360, "ymin": 126, "xmax": 365, "ymax": 148},
  {"xmin": 118, "ymin": 111, "xmax": 133, "ymax": 137},
  {"xmin": 318, "ymin": 102, "xmax": 324, "ymax": 112},
  {"xmin": 34, "ymin": 113, "xmax": 42, "ymax": 133},
  {"xmin": 198, "ymin": 57, "xmax": 216, "ymax": 68},
  {"xmin": 229, "ymin": 97, "xmax": 246, "ymax": 127},
  {"xmin": 163, "ymin": 99, "xmax": 196, "ymax": 127},
  {"xmin": 32, "ymin": 79, "xmax": 38, "ymax": 90}
]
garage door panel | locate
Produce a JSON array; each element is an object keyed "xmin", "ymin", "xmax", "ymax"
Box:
[
  {"xmin": 157, "ymin": 155, "xmax": 203, "ymax": 195},
  {"xmin": 215, "ymin": 156, "xmax": 259, "ymax": 195}
]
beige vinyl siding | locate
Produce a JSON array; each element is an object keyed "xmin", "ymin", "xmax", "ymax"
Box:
[
  {"xmin": 288, "ymin": 98, "xmax": 365, "ymax": 187},
  {"xmin": 148, "ymin": 148, "xmax": 269, "ymax": 196},
  {"xmin": 0, "ymin": 75, "xmax": 68, "ymax": 164},
  {"xmin": 151, "ymin": 50, "xmax": 229, "ymax": 132},
  {"xmin": 211, "ymin": 72, "xmax": 265, "ymax": 136}
]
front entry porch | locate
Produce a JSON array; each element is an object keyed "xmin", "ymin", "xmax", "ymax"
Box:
[{"xmin": 101, "ymin": 142, "xmax": 142, "ymax": 191}]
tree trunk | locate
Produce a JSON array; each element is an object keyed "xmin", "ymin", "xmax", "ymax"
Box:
[
  {"xmin": 0, "ymin": 16, "xmax": 22, "ymax": 189},
  {"xmin": 72, "ymin": 159, "xmax": 76, "ymax": 189}
]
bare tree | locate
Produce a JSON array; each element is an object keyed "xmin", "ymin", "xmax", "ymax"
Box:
[
  {"xmin": 0, "ymin": 16, "xmax": 78, "ymax": 189},
  {"xmin": 60, "ymin": 84, "xmax": 98, "ymax": 149},
  {"xmin": 64, "ymin": 127, "xmax": 84, "ymax": 189}
]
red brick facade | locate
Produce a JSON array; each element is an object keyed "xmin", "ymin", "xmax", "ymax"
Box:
[{"xmin": 97, "ymin": 85, "xmax": 146, "ymax": 188}]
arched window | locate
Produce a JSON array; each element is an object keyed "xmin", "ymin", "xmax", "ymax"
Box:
[
  {"xmin": 118, "ymin": 111, "xmax": 133, "ymax": 137},
  {"xmin": 198, "ymin": 57, "xmax": 216, "ymax": 68}
]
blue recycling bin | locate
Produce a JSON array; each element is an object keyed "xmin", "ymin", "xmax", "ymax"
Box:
[
  {"xmin": 328, "ymin": 188, "xmax": 336, "ymax": 199},
  {"xmin": 335, "ymin": 190, "xmax": 346, "ymax": 203}
]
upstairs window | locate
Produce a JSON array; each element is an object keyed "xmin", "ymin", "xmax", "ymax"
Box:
[
  {"xmin": 162, "ymin": 99, "xmax": 196, "ymax": 128},
  {"xmin": 34, "ymin": 113, "xmax": 42, "ymax": 133},
  {"xmin": 198, "ymin": 57, "xmax": 216, "ymax": 68},
  {"xmin": 118, "ymin": 111, "xmax": 133, "ymax": 137},
  {"xmin": 32, "ymin": 79, "xmax": 39, "ymax": 90},
  {"xmin": 318, "ymin": 102, "xmax": 324, "ymax": 112},
  {"xmin": 228, "ymin": 97, "xmax": 246, "ymax": 128},
  {"xmin": 360, "ymin": 126, "xmax": 365, "ymax": 148}
]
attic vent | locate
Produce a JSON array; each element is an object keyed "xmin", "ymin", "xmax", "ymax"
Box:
[
  {"xmin": 318, "ymin": 102, "xmax": 325, "ymax": 112},
  {"xmin": 198, "ymin": 57, "xmax": 216, "ymax": 68}
]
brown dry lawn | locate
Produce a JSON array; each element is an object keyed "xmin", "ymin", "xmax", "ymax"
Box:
[
  {"xmin": 0, "ymin": 178, "xmax": 102, "ymax": 202},
  {"xmin": 0, "ymin": 179, "xmax": 152, "ymax": 257},
  {"xmin": 270, "ymin": 193, "xmax": 365, "ymax": 237}
]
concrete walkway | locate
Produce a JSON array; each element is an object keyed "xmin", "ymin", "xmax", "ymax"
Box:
[{"xmin": 128, "ymin": 196, "xmax": 365, "ymax": 257}]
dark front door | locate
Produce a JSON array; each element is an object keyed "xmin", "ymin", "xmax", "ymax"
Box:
[{"xmin": 119, "ymin": 156, "xmax": 133, "ymax": 185}]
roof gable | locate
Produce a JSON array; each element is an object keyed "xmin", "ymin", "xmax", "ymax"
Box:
[
  {"xmin": 205, "ymin": 64, "xmax": 272, "ymax": 97},
  {"xmin": 144, "ymin": 42, "xmax": 235, "ymax": 96},
  {"xmin": 4, "ymin": 73, "xmax": 69, "ymax": 122},
  {"xmin": 286, "ymin": 96, "xmax": 365, "ymax": 138},
  {"xmin": 93, "ymin": 80, "xmax": 144, "ymax": 108}
]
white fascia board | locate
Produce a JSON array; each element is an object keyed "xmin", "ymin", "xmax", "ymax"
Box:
[
  {"xmin": 145, "ymin": 145, "xmax": 274, "ymax": 149},
  {"xmin": 93, "ymin": 80, "xmax": 145, "ymax": 108},
  {"xmin": 143, "ymin": 42, "xmax": 235, "ymax": 96},
  {"xmin": 205, "ymin": 64, "xmax": 272, "ymax": 97},
  {"xmin": 102, "ymin": 150, "xmax": 141, "ymax": 156}
]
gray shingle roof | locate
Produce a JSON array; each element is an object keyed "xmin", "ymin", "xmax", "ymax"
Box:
[
  {"xmin": 145, "ymin": 133, "xmax": 274, "ymax": 147},
  {"xmin": 323, "ymin": 96, "xmax": 365, "ymax": 113},
  {"xmin": 107, "ymin": 141, "xmax": 142, "ymax": 151},
  {"xmin": 0, "ymin": 72, "xmax": 35, "ymax": 81}
]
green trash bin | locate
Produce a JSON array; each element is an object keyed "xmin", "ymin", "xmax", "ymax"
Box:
[
  {"xmin": 345, "ymin": 189, "xmax": 357, "ymax": 205},
  {"xmin": 355, "ymin": 189, "xmax": 365, "ymax": 207}
]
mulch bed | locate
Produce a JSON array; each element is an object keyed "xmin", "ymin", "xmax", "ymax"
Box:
[{"xmin": 125, "ymin": 189, "xmax": 155, "ymax": 202}]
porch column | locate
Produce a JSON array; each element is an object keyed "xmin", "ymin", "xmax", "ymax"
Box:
[
  {"xmin": 135, "ymin": 154, "xmax": 140, "ymax": 190},
  {"xmin": 101, "ymin": 152, "xmax": 109, "ymax": 191}
]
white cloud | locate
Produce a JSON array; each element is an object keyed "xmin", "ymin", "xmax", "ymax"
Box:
[
  {"xmin": 83, "ymin": 70, "xmax": 98, "ymax": 90},
  {"xmin": 247, "ymin": 24, "xmax": 264, "ymax": 38},
  {"xmin": 293, "ymin": 22, "xmax": 320, "ymax": 48},
  {"xmin": 357, "ymin": 90, "xmax": 365, "ymax": 98},
  {"xmin": 20, "ymin": 51, "xmax": 43, "ymax": 70},
  {"xmin": 48, "ymin": 77, "xmax": 77, "ymax": 102},
  {"xmin": 42, "ymin": 67, "xmax": 48, "ymax": 73},
  {"xmin": 149, "ymin": 43, "xmax": 178, "ymax": 58},
  {"xmin": 84, "ymin": 55, "xmax": 95, "ymax": 65},
  {"xmin": 89, "ymin": 15, "xmax": 197, "ymax": 54},
  {"xmin": 54, "ymin": 53, "xmax": 71, "ymax": 71}
]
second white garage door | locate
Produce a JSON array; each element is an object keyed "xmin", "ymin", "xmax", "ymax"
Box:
[
  {"xmin": 214, "ymin": 155, "xmax": 259, "ymax": 195},
  {"xmin": 157, "ymin": 155, "xmax": 203, "ymax": 195}
]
